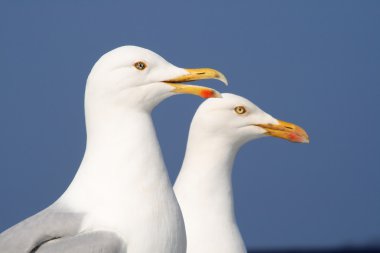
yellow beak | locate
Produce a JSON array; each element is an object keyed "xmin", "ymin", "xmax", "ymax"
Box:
[
  {"xmin": 255, "ymin": 120, "xmax": 310, "ymax": 143},
  {"xmin": 164, "ymin": 68, "xmax": 227, "ymax": 98}
]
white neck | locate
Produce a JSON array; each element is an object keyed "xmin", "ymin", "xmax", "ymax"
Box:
[
  {"xmin": 57, "ymin": 88, "xmax": 186, "ymax": 253},
  {"xmin": 174, "ymin": 132, "xmax": 246, "ymax": 253}
]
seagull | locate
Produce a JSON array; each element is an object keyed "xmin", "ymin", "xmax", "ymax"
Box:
[
  {"xmin": 174, "ymin": 93, "xmax": 309, "ymax": 253},
  {"xmin": 0, "ymin": 46, "xmax": 227, "ymax": 253}
]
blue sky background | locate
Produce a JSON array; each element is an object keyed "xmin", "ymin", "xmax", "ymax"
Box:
[{"xmin": 0, "ymin": 1, "xmax": 379, "ymax": 249}]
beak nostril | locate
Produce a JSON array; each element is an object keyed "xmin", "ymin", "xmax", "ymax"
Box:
[{"xmin": 285, "ymin": 126, "xmax": 293, "ymax": 129}]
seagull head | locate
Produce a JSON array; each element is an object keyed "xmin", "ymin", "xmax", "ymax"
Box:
[
  {"xmin": 190, "ymin": 93, "xmax": 309, "ymax": 147},
  {"xmin": 86, "ymin": 46, "xmax": 227, "ymax": 111}
]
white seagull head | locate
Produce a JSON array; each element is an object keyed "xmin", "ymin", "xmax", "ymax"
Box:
[
  {"xmin": 189, "ymin": 93, "xmax": 309, "ymax": 147},
  {"xmin": 86, "ymin": 46, "xmax": 227, "ymax": 111}
]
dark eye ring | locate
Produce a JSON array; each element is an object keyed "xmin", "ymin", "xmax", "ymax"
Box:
[
  {"xmin": 134, "ymin": 61, "xmax": 147, "ymax": 70},
  {"xmin": 234, "ymin": 106, "xmax": 247, "ymax": 115}
]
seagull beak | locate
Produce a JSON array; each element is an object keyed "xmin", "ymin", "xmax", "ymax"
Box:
[
  {"xmin": 255, "ymin": 120, "xmax": 310, "ymax": 143},
  {"xmin": 166, "ymin": 68, "xmax": 228, "ymax": 85},
  {"xmin": 164, "ymin": 68, "xmax": 227, "ymax": 98}
]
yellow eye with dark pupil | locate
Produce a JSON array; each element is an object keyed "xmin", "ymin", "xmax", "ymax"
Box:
[
  {"xmin": 234, "ymin": 106, "xmax": 246, "ymax": 114},
  {"xmin": 134, "ymin": 61, "xmax": 146, "ymax": 70}
]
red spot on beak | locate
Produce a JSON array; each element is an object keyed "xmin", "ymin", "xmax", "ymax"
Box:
[
  {"xmin": 289, "ymin": 133, "xmax": 298, "ymax": 142},
  {"xmin": 200, "ymin": 89, "xmax": 215, "ymax": 98}
]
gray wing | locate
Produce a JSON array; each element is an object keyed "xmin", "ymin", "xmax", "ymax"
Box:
[
  {"xmin": 34, "ymin": 231, "xmax": 126, "ymax": 253},
  {"xmin": 0, "ymin": 207, "xmax": 84, "ymax": 253}
]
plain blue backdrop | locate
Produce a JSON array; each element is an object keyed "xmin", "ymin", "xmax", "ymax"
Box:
[{"xmin": 0, "ymin": 1, "xmax": 379, "ymax": 249}]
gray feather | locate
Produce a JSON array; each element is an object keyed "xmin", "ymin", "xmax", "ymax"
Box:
[
  {"xmin": 34, "ymin": 231, "xmax": 126, "ymax": 253},
  {"xmin": 0, "ymin": 207, "xmax": 84, "ymax": 253}
]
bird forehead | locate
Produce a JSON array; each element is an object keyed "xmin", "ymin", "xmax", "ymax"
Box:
[
  {"xmin": 201, "ymin": 94, "xmax": 258, "ymax": 112},
  {"xmin": 98, "ymin": 46, "xmax": 168, "ymax": 68},
  {"xmin": 222, "ymin": 93, "xmax": 257, "ymax": 105}
]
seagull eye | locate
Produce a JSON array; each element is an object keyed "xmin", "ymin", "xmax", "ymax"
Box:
[
  {"xmin": 134, "ymin": 61, "xmax": 147, "ymax": 70},
  {"xmin": 234, "ymin": 106, "xmax": 247, "ymax": 115}
]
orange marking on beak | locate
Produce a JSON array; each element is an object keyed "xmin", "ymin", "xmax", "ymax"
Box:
[{"xmin": 200, "ymin": 89, "xmax": 215, "ymax": 98}]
